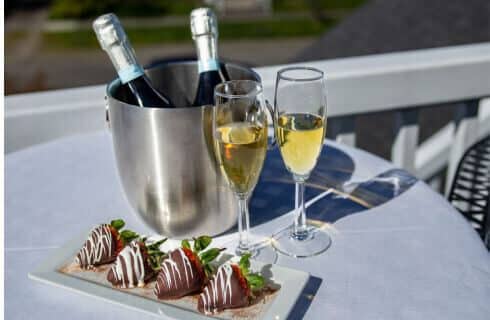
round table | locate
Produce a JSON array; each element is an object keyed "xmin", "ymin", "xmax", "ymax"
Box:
[{"xmin": 6, "ymin": 131, "xmax": 489, "ymax": 320}]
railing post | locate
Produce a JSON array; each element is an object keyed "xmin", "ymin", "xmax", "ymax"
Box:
[
  {"xmin": 485, "ymin": 198, "xmax": 490, "ymax": 248},
  {"xmin": 445, "ymin": 100, "xmax": 480, "ymax": 196},
  {"xmin": 391, "ymin": 109, "xmax": 419, "ymax": 173},
  {"xmin": 329, "ymin": 116, "xmax": 356, "ymax": 147}
]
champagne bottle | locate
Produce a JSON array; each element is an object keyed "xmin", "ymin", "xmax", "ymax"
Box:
[
  {"xmin": 190, "ymin": 8, "xmax": 225, "ymax": 107},
  {"xmin": 93, "ymin": 13, "xmax": 174, "ymax": 108}
]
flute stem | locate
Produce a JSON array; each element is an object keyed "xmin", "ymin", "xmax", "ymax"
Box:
[
  {"xmin": 236, "ymin": 195, "xmax": 251, "ymax": 255},
  {"xmin": 293, "ymin": 180, "xmax": 308, "ymax": 240}
]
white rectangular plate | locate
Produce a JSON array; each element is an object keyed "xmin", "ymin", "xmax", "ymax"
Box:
[{"xmin": 29, "ymin": 234, "xmax": 309, "ymax": 320}]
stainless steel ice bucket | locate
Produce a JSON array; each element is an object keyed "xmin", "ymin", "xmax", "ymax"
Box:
[{"xmin": 106, "ymin": 61, "xmax": 261, "ymax": 238}]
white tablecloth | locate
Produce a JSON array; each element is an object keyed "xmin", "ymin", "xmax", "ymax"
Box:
[{"xmin": 5, "ymin": 131, "xmax": 489, "ymax": 319}]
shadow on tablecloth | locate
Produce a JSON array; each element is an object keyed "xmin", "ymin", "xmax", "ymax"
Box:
[
  {"xmin": 250, "ymin": 145, "xmax": 418, "ymax": 226},
  {"xmin": 286, "ymin": 275, "xmax": 323, "ymax": 320}
]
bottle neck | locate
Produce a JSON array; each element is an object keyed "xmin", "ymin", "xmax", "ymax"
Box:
[
  {"xmin": 194, "ymin": 35, "xmax": 219, "ymax": 74},
  {"xmin": 105, "ymin": 40, "xmax": 144, "ymax": 84}
]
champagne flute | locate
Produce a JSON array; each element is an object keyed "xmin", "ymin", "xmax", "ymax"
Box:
[
  {"xmin": 272, "ymin": 67, "xmax": 331, "ymax": 258},
  {"xmin": 213, "ymin": 80, "xmax": 273, "ymax": 260}
]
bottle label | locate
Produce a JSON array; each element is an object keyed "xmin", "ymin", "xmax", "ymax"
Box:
[
  {"xmin": 198, "ymin": 59, "xmax": 219, "ymax": 73},
  {"xmin": 118, "ymin": 65, "xmax": 145, "ymax": 84}
]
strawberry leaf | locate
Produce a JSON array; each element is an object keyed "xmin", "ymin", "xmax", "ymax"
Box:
[
  {"xmin": 147, "ymin": 250, "xmax": 165, "ymax": 257},
  {"xmin": 246, "ymin": 273, "xmax": 264, "ymax": 291},
  {"xmin": 239, "ymin": 253, "xmax": 251, "ymax": 274},
  {"xmin": 149, "ymin": 255, "xmax": 164, "ymax": 271},
  {"xmin": 110, "ymin": 219, "xmax": 125, "ymax": 230},
  {"xmin": 199, "ymin": 248, "xmax": 224, "ymax": 265},
  {"xmin": 145, "ymin": 238, "xmax": 167, "ymax": 271},
  {"xmin": 204, "ymin": 263, "xmax": 214, "ymax": 278},
  {"xmin": 147, "ymin": 238, "xmax": 167, "ymax": 251},
  {"xmin": 193, "ymin": 236, "xmax": 212, "ymax": 252},
  {"xmin": 119, "ymin": 230, "xmax": 139, "ymax": 244},
  {"xmin": 181, "ymin": 239, "xmax": 191, "ymax": 250}
]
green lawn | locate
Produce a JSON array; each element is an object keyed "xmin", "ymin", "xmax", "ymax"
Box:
[
  {"xmin": 49, "ymin": 0, "xmax": 198, "ymax": 19},
  {"xmin": 42, "ymin": 18, "xmax": 335, "ymax": 50},
  {"xmin": 49, "ymin": 0, "xmax": 367, "ymax": 19}
]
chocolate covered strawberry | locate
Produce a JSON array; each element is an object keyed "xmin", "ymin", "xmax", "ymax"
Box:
[
  {"xmin": 154, "ymin": 236, "xmax": 224, "ymax": 300},
  {"xmin": 75, "ymin": 219, "xmax": 138, "ymax": 269},
  {"xmin": 107, "ymin": 237, "xmax": 166, "ymax": 288},
  {"xmin": 198, "ymin": 253, "xmax": 264, "ymax": 315}
]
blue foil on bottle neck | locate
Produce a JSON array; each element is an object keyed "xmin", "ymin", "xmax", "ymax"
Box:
[
  {"xmin": 198, "ymin": 59, "xmax": 219, "ymax": 73},
  {"xmin": 118, "ymin": 65, "xmax": 145, "ymax": 84}
]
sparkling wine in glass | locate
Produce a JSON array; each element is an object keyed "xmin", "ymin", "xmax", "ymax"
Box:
[
  {"xmin": 215, "ymin": 123, "xmax": 268, "ymax": 195},
  {"xmin": 213, "ymin": 80, "xmax": 275, "ymax": 262},
  {"xmin": 272, "ymin": 67, "xmax": 332, "ymax": 258}
]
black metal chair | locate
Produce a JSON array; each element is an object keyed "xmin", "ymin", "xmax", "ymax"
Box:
[{"xmin": 448, "ymin": 135, "xmax": 490, "ymax": 249}]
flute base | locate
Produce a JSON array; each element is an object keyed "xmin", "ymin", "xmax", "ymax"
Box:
[
  {"xmin": 226, "ymin": 238, "xmax": 278, "ymax": 264},
  {"xmin": 272, "ymin": 224, "xmax": 331, "ymax": 258}
]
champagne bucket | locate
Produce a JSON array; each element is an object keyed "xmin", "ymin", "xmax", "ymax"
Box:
[{"xmin": 106, "ymin": 61, "xmax": 260, "ymax": 238}]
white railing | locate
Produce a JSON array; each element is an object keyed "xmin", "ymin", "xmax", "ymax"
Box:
[{"xmin": 6, "ymin": 43, "xmax": 490, "ymax": 194}]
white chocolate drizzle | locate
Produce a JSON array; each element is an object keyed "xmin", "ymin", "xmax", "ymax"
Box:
[
  {"xmin": 110, "ymin": 241, "xmax": 146, "ymax": 288},
  {"xmin": 200, "ymin": 264, "xmax": 234, "ymax": 314},
  {"xmin": 155, "ymin": 248, "xmax": 194, "ymax": 295},
  {"xmin": 75, "ymin": 224, "xmax": 113, "ymax": 268}
]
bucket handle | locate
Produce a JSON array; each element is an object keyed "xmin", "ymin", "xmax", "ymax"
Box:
[{"xmin": 105, "ymin": 95, "xmax": 110, "ymax": 129}]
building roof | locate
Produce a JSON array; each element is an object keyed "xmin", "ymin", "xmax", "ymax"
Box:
[{"xmin": 293, "ymin": 0, "xmax": 490, "ymax": 62}]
